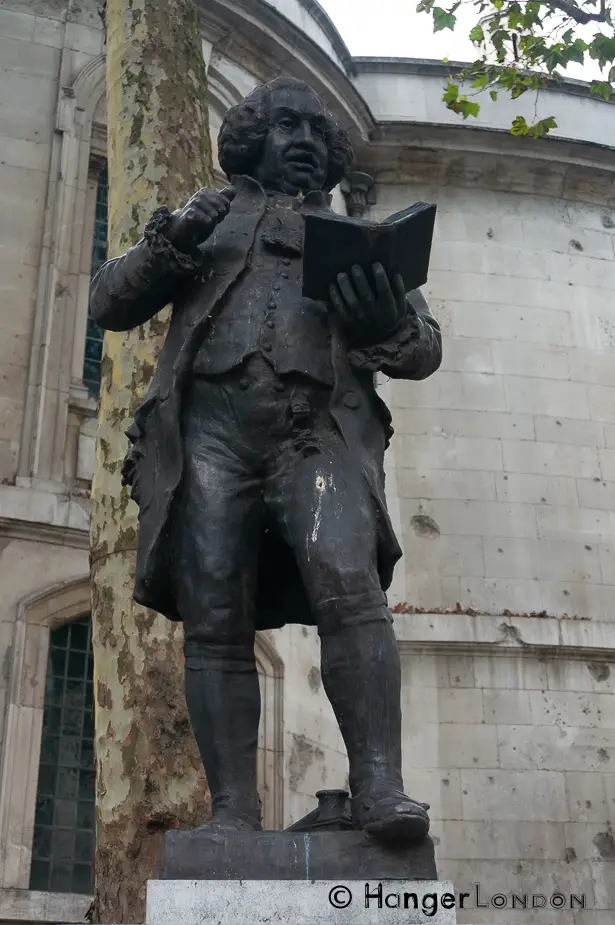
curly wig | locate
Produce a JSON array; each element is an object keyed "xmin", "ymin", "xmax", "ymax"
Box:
[{"xmin": 218, "ymin": 77, "xmax": 354, "ymax": 192}]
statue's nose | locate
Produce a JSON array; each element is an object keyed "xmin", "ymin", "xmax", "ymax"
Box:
[{"xmin": 294, "ymin": 120, "xmax": 314, "ymax": 143}]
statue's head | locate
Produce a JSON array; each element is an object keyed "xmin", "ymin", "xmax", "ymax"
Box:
[{"xmin": 218, "ymin": 77, "xmax": 354, "ymax": 195}]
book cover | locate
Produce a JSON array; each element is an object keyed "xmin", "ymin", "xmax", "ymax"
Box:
[{"xmin": 302, "ymin": 201, "xmax": 437, "ymax": 302}]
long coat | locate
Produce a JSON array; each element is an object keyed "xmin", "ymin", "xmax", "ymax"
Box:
[{"xmin": 89, "ymin": 175, "xmax": 442, "ymax": 628}]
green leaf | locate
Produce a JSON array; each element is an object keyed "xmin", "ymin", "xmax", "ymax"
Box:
[
  {"xmin": 416, "ymin": 0, "xmax": 435, "ymax": 12},
  {"xmin": 520, "ymin": 34, "xmax": 547, "ymax": 59},
  {"xmin": 511, "ymin": 82, "xmax": 530, "ymax": 99},
  {"xmin": 525, "ymin": 1, "xmax": 542, "ymax": 18},
  {"xmin": 529, "ymin": 116, "xmax": 558, "ymax": 138},
  {"xmin": 442, "ymin": 82, "xmax": 480, "ymax": 119},
  {"xmin": 522, "ymin": 2, "xmax": 543, "ymax": 29},
  {"xmin": 433, "ymin": 6, "xmax": 457, "ymax": 32},
  {"xmin": 589, "ymin": 35, "xmax": 615, "ymax": 70},
  {"xmin": 448, "ymin": 96, "xmax": 480, "ymax": 119},
  {"xmin": 459, "ymin": 99, "xmax": 480, "ymax": 119},
  {"xmin": 512, "ymin": 116, "xmax": 557, "ymax": 139},
  {"xmin": 511, "ymin": 115, "xmax": 529, "ymax": 136},
  {"xmin": 490, "ymin": 28, "xmax": 511, "ymax": 60},
  {"xmin": 490, "ymin": 89, "xmax": 498, "ymax": 101},
  {"xmin": 543, "ymin": 44, "xmax": 567, "ymax": 72},
  {"xmin": 508, "ymin": 7, "xmax": 524, "ymax": 31},
  {"xmin": 499, "ymin": 68, "xmax": 523, "ymax": 91},
  {"xmin": 590, "ymin": 80, "xmax": 613, "ymax": 101},
  {"xmin": 567, "ymin": 38, "xmax": 588, "ymax": 65},
  {"xmin": 442, "ymin": 81, "xmax": 460, "ymax": 104},
  {"xmin": 527, "ymin": 73, "xmax": 548, "ymax": 91},
  {"xmin": 469, "ymin": 24, "xmax": 485, "ymax": 44},
  {"xmin": 471, "ymin": 72, "xmax": 490, "ymax": 89},
  {"xmin": 491, "ymin": 0, "xmax": 504, "ymax": 10}
]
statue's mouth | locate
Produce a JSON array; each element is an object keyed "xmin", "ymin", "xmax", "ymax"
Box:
[{"xmin": 286, "ymin": 153, "xmax": 319, "ymax": 171}]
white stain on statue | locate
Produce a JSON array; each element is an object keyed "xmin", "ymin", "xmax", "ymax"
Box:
[{"xmin": 310, "ymin": 471, "xmax": 335, "ymax": 545}]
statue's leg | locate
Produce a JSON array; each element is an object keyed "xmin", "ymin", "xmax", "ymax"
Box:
[
  {"xmin": 319, "ymin": 619, "xmax": 430, "ymax": 842},
  {"xmin": 172, "ymin": 381, "xmax": 264, "ymax": 831},
  {"xmin": 182, "ymin": 642, "xmax": 262, "ymax": 830},
  {"xmin": 267, "ymin": 430, "xmax": 430, "ymax": 843}
]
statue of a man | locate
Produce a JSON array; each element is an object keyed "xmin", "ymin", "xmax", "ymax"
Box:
[{"xmin": 91, "ymin": 77, "xmax": 441, "ymax": 844}]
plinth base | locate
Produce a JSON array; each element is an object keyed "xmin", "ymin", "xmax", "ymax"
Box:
[
  {"xmin": 146, "ymin": 879, "xmax": 458, "ymax": 924},
  {"xmin": 159, "ymin": 829, "xmax": 438, "ymax": 880}
]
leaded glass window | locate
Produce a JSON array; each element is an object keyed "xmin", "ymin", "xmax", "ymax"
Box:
[
  {"xmin": 30, "ymin": 617, "xmax": 95, "ymax": 894},
  {"xmin": 83, "ymin": 167, "xmax": 108, "ymax": 396}
]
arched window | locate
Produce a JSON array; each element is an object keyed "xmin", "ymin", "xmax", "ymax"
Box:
[
  {"xmin": 29, "ymin": 617, "xmax": 95, "ymax": 894},
  {"xmin": 82, "ymin": 166, "xmax": 108, "ymax": 396}
]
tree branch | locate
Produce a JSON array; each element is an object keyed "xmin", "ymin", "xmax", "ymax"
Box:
[{"xmin": 538, "ymin": 0, "xmax": 610, "ymax": 24}]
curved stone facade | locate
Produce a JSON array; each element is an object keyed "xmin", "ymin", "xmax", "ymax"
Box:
[
  {"xmin": 377, "ymin": 174, "xmax": 615, "ymax": 621},
  {"xmin": 0, "ymin": 0, "xmax": 614, "ymax": 922}
]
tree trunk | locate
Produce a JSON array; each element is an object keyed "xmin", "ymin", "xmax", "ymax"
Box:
[{"xmin": 89, "ymin": 2, "xmax": 213, "ymax": 921}]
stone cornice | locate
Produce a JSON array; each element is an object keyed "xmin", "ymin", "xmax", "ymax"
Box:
[
  {"xmin": 353, "ymin": 55, "xmax": 615, "ymax": 108},
  {"xmin": 295, "ymin": 0, "xmax": 354, "ymax": 73},
  {"xmin": 369, "ymin": 119, "xmax": 615, "ymax": 169},
  {"xmin": 358, "ymin": 121, "xmax": 615, "ymax": 201},
  {"xmin": 0, "ymin": 518, "xmax": 88, "ymax": 549},
  {"xmin": 395, "ymin": 612, "xmax": 615, "ymax": 659},
  {"xmin": 3, "ymin": 517, "xmax": 614, "ymax": 654},
  {"xmin": 0, "ymin": 887, "xmax": 91, "ymax": 923}
]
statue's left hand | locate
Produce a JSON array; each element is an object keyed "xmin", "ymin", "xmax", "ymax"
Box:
[{"xmin": 328, "ymin": 263, "xmax": 413, "ymax": 345}]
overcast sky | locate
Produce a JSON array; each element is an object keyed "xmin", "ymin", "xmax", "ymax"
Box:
[{"xmin": 318, "ymin": 0, "xmax": 603, "ymax": 82}]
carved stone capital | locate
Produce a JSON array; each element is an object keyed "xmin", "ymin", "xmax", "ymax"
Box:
[{"xmin": 340, "ymin": 171, "xmax": 375, "ymax": 218}]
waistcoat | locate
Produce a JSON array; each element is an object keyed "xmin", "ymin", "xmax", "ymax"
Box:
[{"xmin": 192, "ymin": 191, "xmax": 333, "ymax": 385}]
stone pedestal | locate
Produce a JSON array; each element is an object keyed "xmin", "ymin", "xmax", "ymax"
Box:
[
  {"xmin": 146, "ymin": 830, "xmax": 456, "ymax": 923},
  {"xmin": 158, "ymin": 829, "xmax": 438, "ymax": 880},
  {"xmin": 146, "ymin": 879, "xmax": 457, "ymax": 924}
]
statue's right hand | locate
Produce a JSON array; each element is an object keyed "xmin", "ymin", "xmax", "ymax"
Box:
[{"xmin": 167, "ymin": 186, "xmax": 236, "ymax": 255}]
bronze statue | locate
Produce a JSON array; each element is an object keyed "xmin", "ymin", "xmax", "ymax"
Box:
[{"xmin": 90, "ymin": 77, "xmax": 441, "ymax": 844}]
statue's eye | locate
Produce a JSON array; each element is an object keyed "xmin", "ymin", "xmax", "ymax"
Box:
[{"xmin": 278, "ymin": 118, "xmax": 294, "ymax": 131}]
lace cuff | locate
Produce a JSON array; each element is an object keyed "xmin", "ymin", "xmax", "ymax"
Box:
[
  {"xmin": 143, "ymin": 206, "xmax": 203, "ymax": 273},
  {"xmin": 349, "ymin": 309, "xmax": 420, "ymax": 372}
]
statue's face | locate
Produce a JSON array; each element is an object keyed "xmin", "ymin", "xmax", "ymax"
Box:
[{"xmin": 254, "ymin": 86, "xmax": 329, "ymax": 195}]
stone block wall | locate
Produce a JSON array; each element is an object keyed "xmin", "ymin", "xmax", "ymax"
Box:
[
  {"xmin": 370, "ymin": 182, "xmax": 615, "ymax": 621},
  {"xmin": 364, "ymin": 170, "xmax": 615, "ymax": 923},
  {"xmin": 398, "ymin": 645, "xmax": 614, "ymax": 924},
  {"xmin": 0, "ymin": 4, "xmax": 66, "ymax": 483}
]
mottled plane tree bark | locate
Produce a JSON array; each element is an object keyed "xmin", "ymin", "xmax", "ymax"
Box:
[{"xmin": 89, "ymin": 2, "xmax": 213, "ymax": 921}]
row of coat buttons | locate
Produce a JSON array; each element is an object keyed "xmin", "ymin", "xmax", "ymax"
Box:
[{"xmin": 264, "ymin": 264, "xmax": 282, "ymax": 350}]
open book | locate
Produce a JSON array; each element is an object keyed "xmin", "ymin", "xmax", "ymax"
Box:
[{"xmin": 302, "ymin": 201, "xmax": 437, "ymax": 302}]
